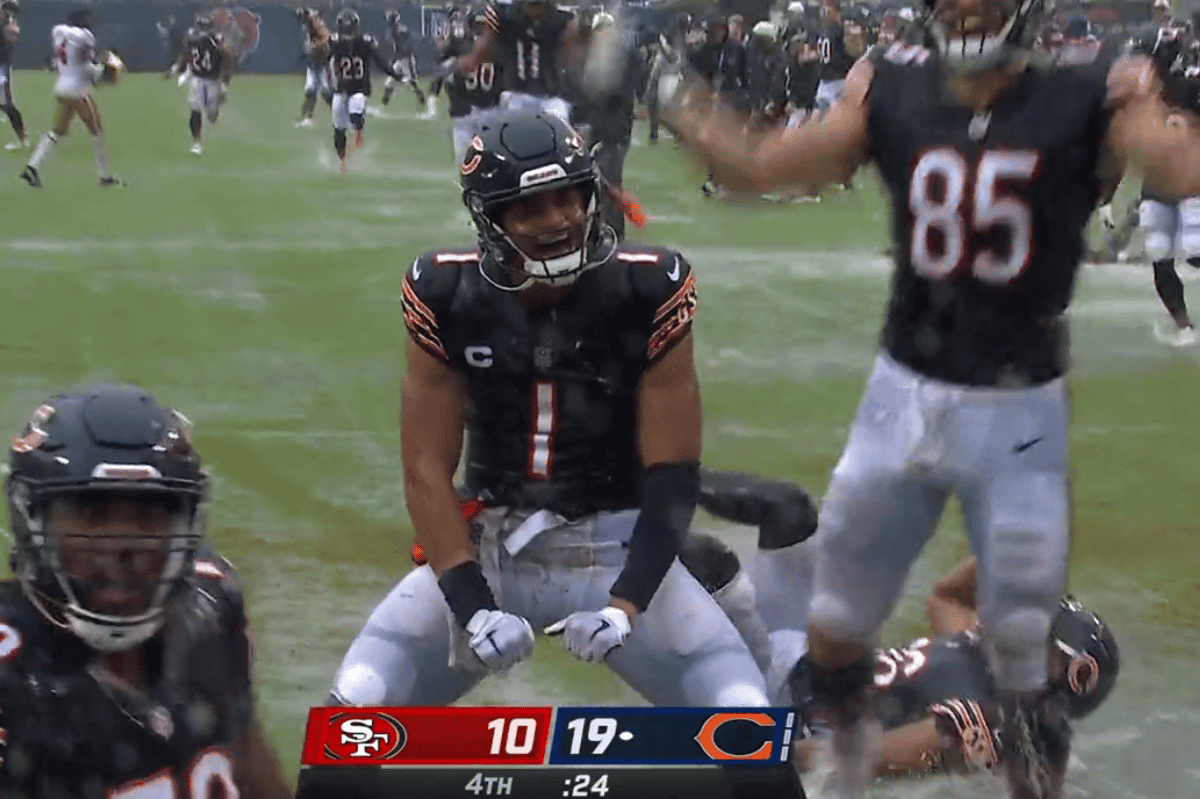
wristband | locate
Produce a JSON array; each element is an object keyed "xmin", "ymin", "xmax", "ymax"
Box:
[{"xmin": 438, "ymin": 560, "xmax": 498, "ymax": 630}]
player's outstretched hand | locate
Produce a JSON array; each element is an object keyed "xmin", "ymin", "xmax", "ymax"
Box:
[
  {"xmin": 545, "ymin": 606, "xmax": 631, "ymax": 663},
  {"xmin": 465, "ymin": 609, "xmax": 535, "ymax": 671}
]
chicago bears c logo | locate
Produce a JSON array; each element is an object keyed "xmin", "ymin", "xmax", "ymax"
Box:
[
  {"xmin": 461, "ymin": 136, "xmax": 485, "ymax": 175},
  {"xmin": 324, "ymin": 712, "xmax": 408, "ymax": 760},
  {"xmin": 212, "ymin": 7, "xmax": 261, "ymax": 63}
]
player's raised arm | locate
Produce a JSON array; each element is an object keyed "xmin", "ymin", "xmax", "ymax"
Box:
[
  {"xmin": 669, "ymin": 53, "xmax": 871, "ymax": 194},
  {"xmin": 367, "ymin": 35, "xmax": 400, "ymax": 81},
  {"xmin": 1106, "ymin": 54, "xmax": 1200, "ymax": 200}
]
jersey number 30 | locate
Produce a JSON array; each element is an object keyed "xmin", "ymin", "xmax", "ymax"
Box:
[{"xmin": 909, "ymin": 148, "xmax": 1040, "ymax": 284}]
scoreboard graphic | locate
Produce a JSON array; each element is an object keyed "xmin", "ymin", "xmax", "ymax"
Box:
[{"xmin": 297, "ymin": 706, "xmax": 807, "ymax": 799}]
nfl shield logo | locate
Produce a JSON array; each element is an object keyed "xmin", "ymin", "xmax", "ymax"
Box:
[{"xmin": 149, "ymin": 707, "xmax": 175, "ymax": 740}]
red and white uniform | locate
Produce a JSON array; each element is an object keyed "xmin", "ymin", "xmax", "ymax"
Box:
[{"xmin": 51, "ymin": 23, "xmax": 98, "ymax": 98}]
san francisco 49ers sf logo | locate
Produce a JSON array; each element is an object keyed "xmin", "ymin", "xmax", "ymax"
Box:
[{"xmin": 324, "ymin": 712, "xmax": 408, "ymax": 760}]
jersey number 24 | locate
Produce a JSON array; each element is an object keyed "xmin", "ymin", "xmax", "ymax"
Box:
[{"xmin": 909, "ymin": 147, "xmax": 1040, "ymax": 284}]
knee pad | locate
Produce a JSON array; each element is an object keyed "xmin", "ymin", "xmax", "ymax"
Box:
[
  {"xmin": 989, "ymin": 607, "xmax": 1053, "ymax": 656},
  {"xmin": 349, "ymin": 112, "xmax": 364, "ymax": 130},
  {"xmin": 678, "ymin": 532, "xmax": 740, "ymax": 594},
  {"xmin": 808, "ymin": 590, "xmax": 878, "ymax": 647},
  {"xmin": 1145, "ymin": 231, "xmax": 1173, "ymax": 261},
  {"xmin": 331, "ymin": 663, "xmax": 387, "ymax": 706}
]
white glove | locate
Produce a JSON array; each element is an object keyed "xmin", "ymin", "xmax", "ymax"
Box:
[
  {"xmin": 1099, "ymin": 203, "xmax": 1115, "ymax": 230},
  {"xmin": 465, "ymin": 609, "xmax": 535, "ymax": 672},
  {"xmin": 544, "ymin": 606, "xmax": 631, "ymax": 663}
]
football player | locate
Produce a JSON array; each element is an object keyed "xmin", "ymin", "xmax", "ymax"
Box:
[
  {"xmin": 176, "ymin": 13, "xmax": 235, "ymax": 155},
  {"xmin": 788, "ymin": 557, "xmax": 1120, "ymax": 781},
  {"xmin": 1130, "ymin": 15, "xmax": 1200, "ymax": 345},
  {"xmin": 670, "ymin": 0, "xmax": 1200, "ymax": 793},
  {"xmin": 432, "ymin": 6, "xmax": 502, "ymax": 166},
  {"xmin": 811, "ymin": 0, "xmax": 851, "ymax": 113},
  {"xmin": 20, "ymin": 9, "xmax": 123, "ymax": 188},
  {"xmin": 0, "ymin": 385, "xmax": 292, "ymax": 798},
  {"xmin": 326, "ymin": 9, "xmax": 402, "ymax": 172},
  {"xmin": 453, "ymin": 0, "xmax": 580, "ymax": 123},
  {"xmin": 0, "ymin": 0, "xmax": 27, "ymax": 150},
  {"xmin": 381, "ymin": 9, "xmax": 432, "ymax": 116},
  {"xmin": 328, "ymin": 108, "xmax": 772, "ymax": 711},
  {"xmin": 295, "ymin": 7, "xmax": 331, "ymax": 127},
  {"xmin": 676, "ymin": 471, "xmax": 1120, "ymax": 784}
]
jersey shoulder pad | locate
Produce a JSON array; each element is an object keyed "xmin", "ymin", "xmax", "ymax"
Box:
[
  {"xmin": 928, "ymin": 697, "xmax": 1001, "ymax": 772},
  {"xmin": 871, "ymin": 40, "xmax": 933, "ymax": 68},
  {"xmin": 617, "ymin": 245, "xmax": 698, "ymax": 362},
  {"xmin": 403, "ymin": 249, "xmax": 476, "ymax": 364},
  {"xmin": 0, "ymin": 582, "xmax": 60, "ymax": 674}
]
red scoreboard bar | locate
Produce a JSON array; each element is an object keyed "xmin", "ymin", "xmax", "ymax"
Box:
[{"xmin": 302, "ymin": 706, "xmax": 554, "ymax": 767}]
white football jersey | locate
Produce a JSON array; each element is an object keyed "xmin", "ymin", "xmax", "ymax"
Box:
[{"xmin": 51, "ymin": 23, "xmax": 96, "ymax": 91}]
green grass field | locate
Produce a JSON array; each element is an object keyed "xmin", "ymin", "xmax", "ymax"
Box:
[{"xmin": 1, "ymin": 70, "xmax": 1198, "ymax": 798}]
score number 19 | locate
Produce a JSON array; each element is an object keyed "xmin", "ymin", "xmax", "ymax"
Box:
[{"xmin": 565, "ymin": 717, "xmax": 618, "ymax": 756}]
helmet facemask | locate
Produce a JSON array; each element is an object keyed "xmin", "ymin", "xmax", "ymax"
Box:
[
  {"xmin": 468, "ymin": 171, "xmax": 614, "ymax": 292},
  {"xmin": 927, "ymin": 0, "xmax": 1048, "ymax": 71},
  {"xmin": 10, "ymin": 485, "xmax": 204, "ymax": 653}
]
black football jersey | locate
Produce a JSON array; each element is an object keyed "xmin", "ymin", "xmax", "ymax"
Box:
[
  {"xmin": 444, "ymin": 35, "xmax": 501, "ymax": 117},
  {"xmin": 485, "ymin": 2, "xmax": 572, "ymax": 97},
  {"xmin": 329, "ymin": 33, "xmax": 385, "ymax": 95},
  {"xmin": 186, "ymin": 31, "xmax": 225, "ymax": 79},
  {"xmin": 867, "ymin": 44, "xmax": 1112, "ymax": 386},
  {"xmin": 0, "ymin": 549, "xmax": 253, "ymax": 799},
  {"xmin": 401, "ymin": 245, "xmax": 698, "ymax": 518},
  {"xmin": 390, "ymin": 22, "xmax": 414, "ymax": 59},
  {"xmin": 812, "ymin": 21, "xmax": 850, "ymax": 81},
  {"xmin": 874, "ymin": 631, "xmax": 1002, "ymax": 771}
]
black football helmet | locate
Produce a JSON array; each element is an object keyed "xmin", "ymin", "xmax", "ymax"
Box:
[
  {"xmin": 923, "ymin": 0, "xmax": 1050, "ymax": 71},
  {"xmin": 460, "ymin": 108, "xmax": 614, "ymax": 290},
  {"xmin": 385, "ymin": 9, "xmax": 399, "ymax": 24},
  {"xmin": 2, "ymin": 0, "xmax": 20, "ymax": 16},
  {"xmin": 337, "ymin": 8, "xmax": 360, "ymax": 35},
  {"xmin": 295, "ymin": 6, "xmax": 310, "ymax": 22},
  {"xmin": 1051, "ymin": 596, "xmax": 1120, "ymax": 719},
  {"xmin": 6, "ymin": 386, "xmax": 209, "ymax": 652}
]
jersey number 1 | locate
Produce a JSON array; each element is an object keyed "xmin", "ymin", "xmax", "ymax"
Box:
[
  {"xmin": 909, "ymin": 147, "xmax": 1040, "ymax": 284},
  {"xmin": 527, "ymin": 380, "xmax": 556, "ymax": 479},
  {"xmin": 515, "ymin": 40, "xmax": 540, "ymax": 80}
]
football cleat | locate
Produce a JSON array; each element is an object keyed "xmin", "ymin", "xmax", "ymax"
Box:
[
  {"xmin": 190, "ymin": 143, "xmax": 203, "ymax": 155},
  {"xmin": 295, "ymin": 117, "xmax": 315, "ymax": 128},
  {"xmin": 5, "ymin": 139, "xmax": 29, "ymax": 150},
  {"xmin": 100, "ymin": 176, "xmax": 125, "ymax": 187},
  {"xmin": 19, "ymin": 165, "xmax": 40, "ymax": 187}
]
